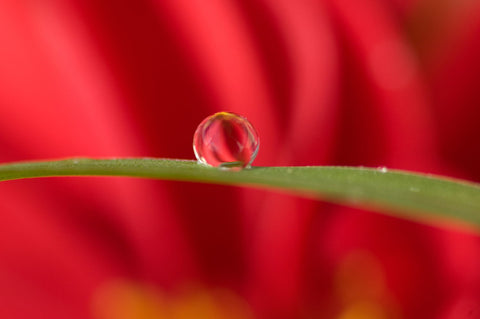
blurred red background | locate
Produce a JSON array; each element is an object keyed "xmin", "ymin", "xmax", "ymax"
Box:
[{"xmin": 1, "ymin": 0, "xmax": 480, "ymax": 318}]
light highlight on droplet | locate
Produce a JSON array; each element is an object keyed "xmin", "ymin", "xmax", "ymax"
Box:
[{"xmin": 193, "ymin": 112, "xmax": 259, "ymax": 169}]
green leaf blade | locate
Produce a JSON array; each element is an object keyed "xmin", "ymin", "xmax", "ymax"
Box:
[{"xmin": 0, "ymin": 158, "xmax": 479, "ymax": 230}]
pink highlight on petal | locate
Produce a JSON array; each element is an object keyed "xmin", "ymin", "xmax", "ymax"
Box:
[
  {"xmin": 262, "ymin": 0, "xmax": 340, "ymax": 165},
  {"xmin": 369, "ymin": 39, "xmax": 417, "ymax": 91},
  {"xmin": 326, "ymin": 0, "xmax": 437, "ymax": 170},
  {"xmin": 0, "ymin": 1, "xmax": 142, "ymax": 158}
]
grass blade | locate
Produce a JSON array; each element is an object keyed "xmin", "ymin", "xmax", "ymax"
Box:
[{"xmin": 0, "ymin": 158, "xmax": 479, "ymax": 229}]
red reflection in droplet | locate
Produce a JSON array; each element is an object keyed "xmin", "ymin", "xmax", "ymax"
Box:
[{"xmin": 193, "ymin": 112, "xmax": 259, "ymax": 169}]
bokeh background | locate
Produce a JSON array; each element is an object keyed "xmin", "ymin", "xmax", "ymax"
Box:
[{"xmin": 1, "ymin": 0, "xmax": 480, "ymax": 318}]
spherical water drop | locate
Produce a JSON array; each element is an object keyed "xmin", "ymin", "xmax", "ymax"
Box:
[{"xmin": 193, "ymin": 112, "xmax": 259, "ymax": 169}]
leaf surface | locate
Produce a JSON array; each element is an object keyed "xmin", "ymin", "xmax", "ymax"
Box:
[{"xmin": 0, "ymin": 158, "xmax": 479, "ymax": 229}]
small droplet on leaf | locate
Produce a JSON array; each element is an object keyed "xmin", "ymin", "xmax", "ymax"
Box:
[
  {"xmin": 378, "ymin": 166, "xmax": 388, "ymax": 173},
  {"xmin": 193, "ymin": 112, "xmax": 259, "ymax": 170}
]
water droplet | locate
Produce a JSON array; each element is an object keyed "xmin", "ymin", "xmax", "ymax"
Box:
[
  {"xmin": 193, "ymin": 112, "xmax": 259, "ymax": 169},
  {"xmin": 377, "ymin": 166, "xmax": 388, "ymax": 173}
]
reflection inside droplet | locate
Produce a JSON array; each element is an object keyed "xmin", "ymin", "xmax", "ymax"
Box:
[{"xmin": 193, "ymin": 112, "xmax": 259, "ymax": 169}]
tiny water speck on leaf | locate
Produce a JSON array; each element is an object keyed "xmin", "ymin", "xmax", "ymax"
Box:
[{"xmin": 377, "ymin": 167, "xmax": 388, "ymax": 173}]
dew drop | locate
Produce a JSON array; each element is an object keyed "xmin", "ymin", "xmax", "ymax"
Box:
[
  {"xmin": 193, "ymin": 112, "xmax": 259, "ymax": 169},
  {"xmin": 377, "ymin": 166, "xmax": 388, "ymax": 173}
]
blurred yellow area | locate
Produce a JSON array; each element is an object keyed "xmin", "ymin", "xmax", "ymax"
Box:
[
  {"xmin": 335, "ymin": 251, "xmax": 401, "ymax": 319},
  {"xmin": 92, "ymin": 280, "xmax": 254, "ymax": 319},
  {"xmin": 338, "ymin": 301, "xmax": 390, "ymax": 319},
  {"xmin": 91, "ymin": 251, "xmax": 403, "ymax": 319}
]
